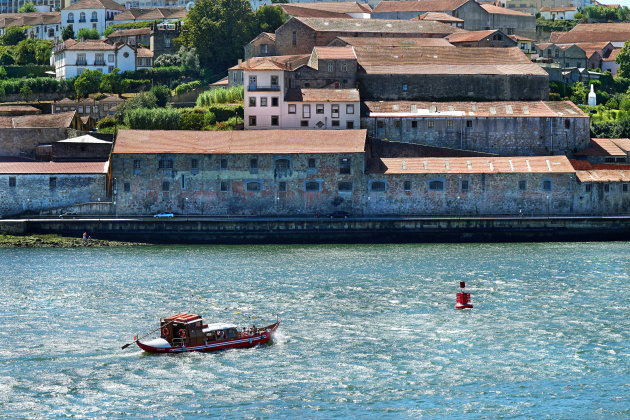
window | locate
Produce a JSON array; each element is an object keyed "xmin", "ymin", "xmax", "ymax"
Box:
[
  {"xmin": 461, "ymin": 180, "xmax": 469, "ymax": 192},
  {"xmin": 292, "ymin": 31, "xmax": 297, "ymax": 46},
  {"xmin": 346, "ymin": 104, "xmax": 354, "ymax": 114},
  {"xmin": 162, "ymin": 181, "xmax": 169, "ymax": 192},
  {"xmin": 327, "ymin": 62, "xmax": 334, "ymax": 72},
  {"xmin": 466, "ymin": 120, "xmax": 473, "ymax": 128},
  {"xmin": 91, "ymin": 11, "xmax": 97, "ymax": 21},
  {"xmin": 220, "ymin": 158, "xmax": 228, "ymax": 170},
  {"xmin": 428, "ymin": 179, "xmax": 444, "ymax": 191},
  {"xmin": 260, "ymin": 97, "xmax": 267, "ymax": 107},
  {"xmin": 428, "ymin": 120, "xmax": 434, "ymax": 128},
  {"xmin": 249, "ymin": 116, "xmax": 257, "ymax": 126},
  {"xmin": 79, "ymin": 12, "xmax": 85, "ymax": 22},
  {"xmin": 585, "ymin": 183, "xmax": 592, "ymax": 192},
  {"xmin": 261, "ymin": 44, "xmax": 268, "ymax": 54},
  {"xmin": 77, "ymin": 53, "xmax": 86, "ymax": 64},
  {"xmin": 542, "ymin": 179, "xmax": 552, "ymax": 191},
  {"xmin": 134, "ymin": 159, "xmax": 141, "ymax": 174},
  {"xmin": 332, "ymin": 120, "xmax": 340, "ymax": 127},
  {"xmin": 346, "ymin": 121, "xmax": 354, "ymax": 129},
  {"xmin": 411, "ymin": 121, "xmax": 418, "ymax": 128},
  {"xmin": 220, "ymin": 181, "xmax": 229, "ymax": 192},
  {"xmin": 341, "ymin": 63, "xmax": 348, "ymax": 72},
  {"xmin": 246, "ymin": 181, "xmax": 261, "ymax": 192},
  {"xmin": 402, "ymin": 84, "xmax": 407, "ymax": 92},
  {"xmin": 604, "ymin": 184, "xmax": 610, "ymax": 192},
  {"xmin": 250, "ymin": 158, "xmax": 258, "ymax": 170},
  {"xmin": 191, "ymin": 159, "xmax": 199, "ymax": 173},
  {"xmin": 271, "ymin": 97, "xmax": 279, "ymax": 107},
  {"xmin": 308, "ymin": 158, "xmax": 316, "ymax": 169},
  {"xmin": 331, "ymin": 105, "xmax": 339, "ymax": 118},
  {"xmin": 124, "ymin": 182, "xmax": 130, "ymax": 192},
  {"xmin": 316, "ymin": 104, "xmax": 324, "ymax": 114},
  {"xmin": 394, "ymin": 120, "xmax": 400, "ymax": 128},
  {"xmin": 158, "ymin": 158, "xmax": 173, "ymax": 170},
  {"xmin": 78, "ymin": 106, "xmax": 84, "ymax": 113},
  {"xmin": 404, "ymin": 180, "xmax": 412, "ymax": 191},
  {"xmin": 338, "ymin": 181, "xmax": 353, "ymax": 192},
  {"xmin": 623, "ymin": 184, "xmax": 628, "ymax": 192},
  {"xmin": 555, "ymin": 50, "xmax": 559, "ymax": 57},
  {"xmin": 519, "ymin": 180, "xmax": 526, "ymax": 191},
  {"xmin": 301, "ymin": 120, "xmax": 308, "ymax": 127},
  {"xmin": 305, "ymin": 181, "xmax": 320, "ymax": 192},
  {"xmin": 67, "ymin": 12, "xmax": 74, "ymax": 23},
  {"xmin": 278, "ymin": 181, "xmax": 287, "ymax": 192},
  {"xmin": 303, "ymin": 104, "xmax": 310, "ymax": 118},
  {"xmin": 271, "ymin": 115, "xmax": 279, "ymax": 126},
  {"xmin": 340, "ymin": 157, "xmax": 351, "ymax": 174},
  {"xmin": 181, "ymin": 174, "xmax": 186, "ymax": 190},
  {"xmin": 565, "ymin": 119, "xmax": 571, "ymax": 129},
  {"xmin": 288, "ymin": 104, "xmax": 296, "ymax": 114},
  {"xmin": 371, "ymin": 181, "xmax": 386, "ymax": 192},
  {"xmin": 275, "ymin": 158, "xmax": 290, "ymax": 171},
  {"xmin": 249, "ymin": 97, "xmax": 256, "ymax": 107},
  {"xmin": 9, "ymin": 176, "xmax": 16, "ymax": 187},
  {"xmin": 49, "ymin": 177, "xmax": 56, "ymax": 190},
  {"xmin": 447, "ymin": 120, "xmax": 453, "ymax": 128}
]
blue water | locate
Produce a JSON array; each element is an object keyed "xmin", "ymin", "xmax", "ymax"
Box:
[{"xmin": 0, "ymin": 242, "xmax": 629, "ymax": 418}]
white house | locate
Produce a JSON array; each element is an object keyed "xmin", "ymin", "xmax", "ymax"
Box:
[
  {"xmin": 52, "ymin": 39, "xmax": 138, "ymax": 79},
  {"xmin": 0, "ymin": 12, "xmax": 61, "ymax": 42},
  {"xmin": 540, "ymin": 7, "xmax": 578, "ymax": 21},
  {"xmin": 61, "ymin": 0, "xmax": 125, "ymax": 36}
]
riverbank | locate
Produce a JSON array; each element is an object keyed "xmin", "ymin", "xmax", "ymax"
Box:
[{"xmin": 0, "ymin": 233, "xmax": 147, "ymax": 248}]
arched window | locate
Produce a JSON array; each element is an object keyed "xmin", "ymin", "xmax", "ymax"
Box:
[
  {"xmin": 428, "ymin": 179, "xmax": 444, "ymax": 191},
  {"xmin": 91, "ymin": 11, "xmax": 97, "ymax": 22},
  {"xmin": 79, "ymin": 12, "xmax": 86, "ymax": 22},
  {"xmin": 67, "ymin": 12, "xmax": 74, "ymax": 23}
]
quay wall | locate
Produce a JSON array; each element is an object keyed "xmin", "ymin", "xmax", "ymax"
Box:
[{"xmin": 4, "ymin": 216, "xmax": 630, "ymax": 244}]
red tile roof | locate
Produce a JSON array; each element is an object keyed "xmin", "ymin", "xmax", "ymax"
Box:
[
  {"xmin": 373, "ymin": 0, "xmax": 469, "ymax": 13},
  {"xmin": 284, "ymin": 88, "xmax": 360, "ymax": 102},
  {"xmin": 364, "ymin": 100, "xmax": 586, "ymax": 118},
  {"xmin": 0, "ymin": 111, "xmax": 77, "ymax": 128},
  {"xmin": 446, "ymin": 29, "xmax": 505, "ymax": 43},
  {"xmin": 313, "ymin": 46, "xmax": 356, "ymax": 60},
  {"xmin": 113, "ymin": 129, "xmax": 367, "ymax": 154},
  {"xmin": 509, "ymin": 34, "xmax": 534, "ymax": 42},
  {"xmin": 229, "ymin": 55, "xmax": 310, "ymax": 71},
  {"xmin": 481, "ymin": 4, "xmax": 532, "ymax": 16},
  {"xmin": 57, "ymin": 39, "xmax": 118, "ymax": 51},
  {"xmin": 576, "ymin": 169, "xmax": 630, "ymax": 182},
  {"xmin": 64, "ymin": 0, "xmax": 125, "ymax": 11},
  {"xmin": 106, "ymin": 27, "xmax": 151, "ymax": 38},
  {"xmin": 577, "ymin": 138, "xmax": 630, "ymax": 156},
  {"xmin": 279, "ymin": 5, "xmax": 353, "ymax": 19},
  {"xmin": 540, "ymin": 7, "xmax": 576, "ymax": 12},
  {"xmin": 137, "ymin": 47, "xmax": 153, "ymax": 58},
  {"xmin": 0, "ymin": 161, "xmax": 108, "ymax": 174},
  {"xmin": 551, "ymin": 23, "xmax": 630, "ymax": 44},
  {"xmin": 376, "ymin": 156, "xmax": 574, "ymax": 174},
  {"xmin": 281, "ymin": 2, "xmax": 371, "ymax": 14},
  {"xmin": 0, "ymin": 12, "xmax": 60, "ymax": 28},
  {"xmin": 295, "ymin": 16, "xmax": 464, "ymax": 34},
  {"xmin": 330, "ymin": 36, "xmax": 454, "ymax": 48},
  {"xmin": 414, "ymin": 11, "xmax": 464, "ymax": 22},
  {"xmin": 603, "ymin": 47, "xmax": 621, "ymax": 62}
]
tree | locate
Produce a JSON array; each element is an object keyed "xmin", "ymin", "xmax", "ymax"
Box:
[
  {"xmin": 34, "ymin": 40, "xmax": 53, "ymax": 64},
  {"xmin": 61, "ymin": 25, "xmax": 74, "ymax": 41},
  {"xmin": 13, "ymin": 39, "xmax": 36, "ymax": 65},
  {"xmin": 0, "ymin": 26, "xmax": 27, "ymax": 46},
  {"xmin": 18, "ymin": 1, "xmax": 36, "ymax": 12},
  {"xmin": 114, "ymin": 91, "xmax": 158, "ymax": 123},
  {"xmin": 76, "ymin": 27, "xmax": 100, "ymax": 40},
  {"xmin": 0, "ymin": 51, "xmax": 14, "ymax": 65},
  {"xmin": 99, "ymin": 68, "xmax": 129, "ymax": 96},
  {"xmin": 0, "ymin": 66, "xmax": 6, "ymax": 79},
  {"xmin": 253, "ymin": 5, "xmax": 287, "ymax": 34},
  {"xmin": 74, "ymin": 69, "xmax": 102, "ymax": 99},
  {"xmin": 150, "ymin": 84, "xmax": 171, "ymax": 107},
  {"xmin": 570, "ymin": 81, "xmax": 588, "ymax": 104},
  {"xmin": 20, "ymin": 85, "xmax": 32, "ymax": 101},
  {"xmin": 103, "ymin": 26, "xmax": 115, "ymax": 37},
  {"xmin": 616, "ymin": 40, "xmax": 630, "ymax": 79},
  {"xmin": 154, "ymin": 52, "xmax": 180, "ymax": 67},
  {"xmin": 178, "ymin": 47, "xmax": 200, "ymax": 74}
]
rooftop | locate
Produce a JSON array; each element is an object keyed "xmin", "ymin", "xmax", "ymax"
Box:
[
  {"xmin": 279, "ymin": 5, "xmax": 351, "ymax": 19},
  {"xmin": 480, "ymin": 4, "xmax": 532, "ymax": 16},
  {"xmin": 64, "ymin": 0, "xmax": 125, "ymax": 11},
  {"xmin": 0, "ymin": 161, "xmax": 108, "ymax": 174},
  {"xmin": 540, "ymin": 7, "xmax": 577, "ymax": 12},
  {"xmin": 446, "ymin": 29, "xmax": 506, "ymax": 43},
  {"xmin": 106, "ymin": 27, "xmax": 151, "ymax": 37},
  {"xmin": 57, "ymin": 135, "xmax": 112, "ymax": 144},
  {"xmin": 550, "ymin": 23, "xmax": 630, "ymax": 44},
  {"xmin": 375, "ymin": 156, "xmax": 574, "ymax": 174},
  {"xmin": 0, "ymin": 12, "xmax": 60, "ymax": 28},
  {"xmin": 229, "ymin": 54, "xmax": 311, "ymax": 71},
  {"xmin": 372, "ymin": 0, "xmax": 469, "ymax": 13},
  {"xmin": 280, "ymin": 2, "xmax": 371, "ymax": 14},
  {"xmin": 285, "ymin": 88, "xmax": 360, "ymax": 102},
  {"xmin": 363, "ymin": 100, "xmax": 586, "ymax": 118},
  {"xmin": 414, "ymin": 12, "xmax": 465, "ymax": 23},
  {"xmin": 313, "ymin": 46, "xmax": 357, "ymax": 60},
  {"xmin": 330, "ymin": 36, "xmax": 453, "ymax": 48},
  {"xmin": 575, "ymin": 138, "xmax": 630, "ymax": 156},
  {"xmin": 576, "ymin": 169, "xmax": 630, "ymax": 182},
  {"xmin": 113, "ymin": 129, "xmax": 367, "ymax": 154},
  {"xmin": 0, "ymin": 111, "xmax": 77, "ymax": 128},
  {"xmin": 294, "ymin": 16, "xmax": 464, "ymax": 34}
]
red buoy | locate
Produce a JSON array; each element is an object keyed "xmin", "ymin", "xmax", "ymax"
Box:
[{"xmin": 455, "ymin": 281, "xmax": 473, "ymax": 309}]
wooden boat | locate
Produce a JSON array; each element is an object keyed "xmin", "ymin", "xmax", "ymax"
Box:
[{"xmin": 132, "ymin": 313, "xmax": 280, "ymax": 354}]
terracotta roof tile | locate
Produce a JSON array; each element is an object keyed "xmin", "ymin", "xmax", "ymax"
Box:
[
  {"xmin": 229, "ymin": 54, "xmax": 310, "ymax": 71},
  {"xmin": 331, "ymin": 36, "xmax": 453, "ymax": 48},
  {"xmin": 576, "ymin": 169, "xmax": 630, "ymax": 182},
  {"xmin": 280, "ymin": 5, "xmax": 352, "ymax": 19},
  {"xmin": 373, "ymin": 0, "xmax": 469, "ymax": 13},
  {"xmin": 414, "ymin": 11, "xmax": 464, "ymax": 22},
  {"xmin": 57, "ymin": 39, "xmax": 117, "ymax": 51},
  {"xmin": 376, "ymin": 156, "xmax": 574, "ymax": 174},
  {"xmin": 137, "ymin": 47, "xmax": 153, "ymax": 58},
  {"xmin": 107, "ymin": 27, "xmax": 151, "ymax": 37},
  {"xmin": 295, "ymin": 17, "xmax": 464, "ymax": 34},
  {"xmin": 313, "ymin": 46, "xmax": 356, "ymax": 60},
  {"xmin": 281, "ymin": 2, "xmax": 371, "ymax": 14},
  {"xmin": 509, "ymin": 34, "xmax": 534, "ymax": 42},
  {"xmin": 0, "ymin": 161, "xmax": 108, "ymax": 174},
  {"xmin": 603, "ymin": 47, "xmax": 621, "ymax": 62},
  {"xmin": 0, "ymin": 105, "xmax": 41, "ymax": 115},
  {"xmin": 540, "ymin": 7, "xmax": 576, "ymax": 12},
  {"xmin": 551, "ymin": 23, "xmax": 630, "ymax": 44},
  {"xmin": 0, "ymin": 12, "xmax": 60, "ymax": 28},
  {"xmin": 285, "ymin": 88, "xmax": 360, "ymax": 102},
  {"xmin": 481, "ymin": 4, "xmax": 532, "ymax": 16},
  {"xmin": 0, "ymin": 111, "xmax": 77, "ymax": 128},
  {"xmin": 64, "ymin": 0, "xmax": 125, "ymax": 11},
  {"xmin": 589, "ymin": 138, "xmax": 630, "ymax": 155},
  {"xmin": 364, "ymin": 100, "xmax": 586, "ymax": 118},
  {"xmin": 113, "ymin": 129, "xmax": 367, "ymax": 154},
  {"xmin": 446, "ymin": 29, "xmax": 504, "ymax": 43}
]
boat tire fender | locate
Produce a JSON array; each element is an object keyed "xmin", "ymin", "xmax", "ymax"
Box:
[
  {"xmin": 162, "ymin": 327, "xmax": 169, "ymax": 337},
  {"xmin": 179, "ymin": 329, "xmax": 186, "ymax": 338}
]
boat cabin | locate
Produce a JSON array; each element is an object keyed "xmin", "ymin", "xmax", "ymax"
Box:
[
  {"xmin": 161, "ymin": 313, "xmax": 205, "ymax": 347},
  {"xmin": 203, "ymin": 323, "xmax": 239, "ymax": 342}
]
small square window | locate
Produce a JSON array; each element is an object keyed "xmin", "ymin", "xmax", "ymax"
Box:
[
  {"xmin": 191, "ymin": 159, "xmax": 199, "ymax": 170},
  {"xmin": 331, "ymin": 105, "xmax": 339, "ymax": 118},
  {"xmin": 220, "ymin": 158, "xmax": 228, "ymax": 170},
  {"xmin": 346, "ymin": 104, "xmax": 354, "ymax": 114},
  {"xmin": 371, "ymin": 181, "xmax": 386, "ymax": 192},
  {"xmin": 9, "ymin": 176, "xmax": 16, "ymax": 187},
  {"xmin": 542, "ymin": 180, "xmax": 552, "ymax": 191},
  {"xmin": 124, "ymin": 182, "xmax": 130, "ymax": 192},
  {"xmin": 340, "ymin": 157, "xmax": 351, "ymax": 175},
  {"xmin": 346, "ymin": 121, "xmax": 354, "ymax": 129},
  {"xmin": 403, "ymin": 180, "xmax": 411, "ymax": 191},
  {"xmin": 305, "ymin": 181, "xmax": 320, "ymax": 192},
  {"xmin": 249, "ymin": 97, "xmax": 256, "ymax": 107},
  {"xmin": 303, "ymin": 104, "xmax": 311, "ymax": 118},
  {"xmin": 467, "ymin": 120, "xmax": 473, "ymax": 128},
  {"xmin": 271, "ymin": 115, "xmax": 279, "ymax": 126},
  {"xmin": 585, "ymin": 183, "xmax": 592, "ymax": 192},
  {"xmin": 519, "ymin": 180, "xmax": 526, "ymax": 191},
  {"xmin": 162, "ymin": 181, "xmax": 169, "ymax": 192},
  {"xmin": 49, "ymin": 177, "xmax": 56, "ymax": 190},
  {"xmin": 246, "ymin": 181, "xmax": 261, "ymax": 192},
  {"xmin": 220, "ymin": 181, "xmax": 229, "ymax": 192},
  {"xmin": 271, "ymin": 97, "xmax": 279, "ymax": 107},
  {"xmin": 623, "ymin": 184, "xmax": 628, "ymax": 193},
  {"xmin": 394, "ymin": 120, "xmax": 400, "ymax": 128},
  {"xmin": 604, "ymin": 184, "xmax": 610, "ymax": 192},
  {"xmin": 461, "ymin": 180, "xmax": 469, "ymax": 191},
  {"xmin": 300, "ymin": 120, "xmax": 308, "ymax": 127},
  {"xmin": 338, "ymin": 181, "xmax": 353, "ymax": 192},
  {"xmin": 332, "ymin": 120, "xmax": 340, "ymax": 127},
  {"xmin": 402, "ymin": 84, "xmax": 407, "ymax": 91},
  {"xmin": 428, "ymin": 180, "xmax": 444, "ymax": 191},
  {"xmin": 428, "ymin": 120, "xmax": 434, "ymax": 128},
  {"xmin": 447, "ymin": 120, "xmax": 453, "ymax": 128},
  {"xmin": 249, "ymin": 116, "xmax": 257, "ymax": 126},
  {"xmin": 288, "ymin": 104, "xmax": 296, "ymax": 114},
  {"xmin": 316, "ymin": 104, "xmax": 324, "ymax": 114},
  {"xmin": 250, "ymin": 158, "xmax": 258, "ymax": 169},
  {"xmin": 308, "ymin": 158, "xmax": 316, "ymax": 169},
  {"xmin": 377, "ymin": 121, "xmax": 384, "ymax": 129},
  {"xmin": 260, "ymin": 97, "xmax": 267, "ymax": 107},
  {"xmin": 278, "ymin": 181, "xmax": 287, "ymax": 192},
  {"xmin": 411, "ymin": 121, "xmax": 418, "ymax": 128}
]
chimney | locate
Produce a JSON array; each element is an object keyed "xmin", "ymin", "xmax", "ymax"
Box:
[{"xmin": 238, "ymin": 58, "xmax": 242, "ymax": 67}]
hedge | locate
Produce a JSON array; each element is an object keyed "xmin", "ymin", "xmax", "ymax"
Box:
[
  {"xmin": 204, "ymin": 103, "xmax": 244, "ymax": 122},
  {"xmin": 174, "ymin": 80, "xmax": 202, "ymax": 96},
  {"xmin": 4, "ymin": 65, "xmax": 54, "ymax": 79},
  {"xmin": 0, "ymin": 77, "xmax": 74, "ymax": 95},
  {"xmin": 123, "ymin": 79, "xmax": 152, "ymax": 92}
]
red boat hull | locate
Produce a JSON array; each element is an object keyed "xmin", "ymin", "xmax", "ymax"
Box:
[{"xmin": 136, "ymin": 321, "xmax": 280, "ymax": 354}]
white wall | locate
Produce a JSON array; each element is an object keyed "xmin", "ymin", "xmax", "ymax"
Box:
[
  {"xmin": 54, "ymin": 44, "xmax": 137, "ymax": 79},
  {"xmin": 283, "ymin": 101, "xmax": 360, "ymax": 130},
  {"xmin": 61, "ymin": 8, "xmax": 121, "ymax": 35},
  {"xmin": 244, "ymin": 70, "xmax": 284, "ymax": 129}
]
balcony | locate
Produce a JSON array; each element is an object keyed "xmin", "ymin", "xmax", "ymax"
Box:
[
  {"xmin": 75, "ymin": 60, "xmax": 87, "ymax": 66},
  {"xmin": 91, "ymin": 18, "xmax": 98, "ymax": 22},
  {"xmin": 94, "ymin": 61, "xmax": 105, "ymax": 66},
  {"xmin": 248, "ymin": 84, "xmax": 280, "ymax": 92},
  {"xmin": 79, "ymin": 18, "xmax": 86, "ymax": 23},
  {"xmin": 66, "ymin": 19, "xmax": 74, "ymax": 23}
]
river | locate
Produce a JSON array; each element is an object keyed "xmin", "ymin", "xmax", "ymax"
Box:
[{"xmin": 1, "ymin": 242, "xmax": 628, "ymax": 418}]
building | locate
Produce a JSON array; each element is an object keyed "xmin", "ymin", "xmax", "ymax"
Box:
[
  {"xmin": 602, "ymin": 48, "xmax": 620, "ymax": 75},
  {"xmin": 446, "ymin": 29, "xmax": 516, "ymax": 47},
  {"xmin": 279, "ymin": 2, "xmax": 372, "ymax": 19},
  {"xmin": 149, "ymin": 22, "xmax": 181, "ymax": 59},
  {"xmin": 509, "ymin": 34, "xmax": 536, "ymax": 57},
  {"xmin": 0, "ymin": 12, "xmax": 60, "ymax": 41},
  {"xmin": 539, "ymin": 7, "xmax": 578, "ymax": 20},
  {"xmin": 0, "ymin": 105, "xmax": 42, "ymax": 116},
  {"xmin": 536, "ymin": 42, "xmax": 614, "ymax": 70},
  {"xmin": 327, "ymin": 35, "xmax": 454, "ymax": 48},
  {"xmin": 0, "ymin": 160, "xmax": 108, "ymax": 217},
  {"xmin": 244, "ymin": 32, "xmax": 277, "ymax": 61},
  {"xmin": 574, "ymin": 138, "xmax": 630, "ymax": 164},
  {"xmin": 479, "ymin": 4, "xmax": 536, "ymax": 39},
  {"xmin": 61, "ymin": 0, "xmax": 125, "ymax": 35},
  {"xmin": 414, "ymin": 12, "xmax": 465, "ymax": 28},
  {"xmin": 52, "ymin": 39, "xmax": 143, "ymax": 79},
  {"xmin": 354, "ymin": 46, "xmax": 549, "ymax": 101},
  {"xmin": 1, "ymin": 0, "xmax": 60, "ymax": 14},
  {"xmin": 110, "ymin": 129, "xmax": 368, "ymax": 216},
  {"xmin": 111, "ymin": 6, "xmax": 186, "ymax": 25},
  {"xmin": 53, "ymin": 95, "xmax": 124, "ymax": 120},
  {"xmin": 272, "ymin": 17, "xmax": 464, "ymax": 56},
  {"xmin": 362, "ymin": 100, "xmax": 590, "ymax": 156},
  {"xmin": 550, "ymin": 23, "xmax": 630, "ymax": 47},
  {"xmin": 52, "ymin": 134, "xmax": 112, "ymax": 161},
  {"xmin": 106, "ymin": 27, "xmax": 151, "ymax": 46}
]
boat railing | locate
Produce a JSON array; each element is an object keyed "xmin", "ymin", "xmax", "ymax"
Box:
[{"xmin": 172, "ymin": 337, "xmax": 184, "ymax": 347}]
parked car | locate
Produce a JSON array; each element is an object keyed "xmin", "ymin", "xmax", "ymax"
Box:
[
  {"xmin": 153, "ymin": 212, "xmax": 174, "ymax": 218},
  {"xmin": 329, "ymin": 211, "xmax": 350, "ymax": 219}
]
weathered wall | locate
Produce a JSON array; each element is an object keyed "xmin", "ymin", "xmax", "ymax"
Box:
[
  {"xmin": 357, "ymin": 73, "xmax": 549, "ymax": 101},
  {"xmin": 111, "ymin": 152, "xmax": 366, "ymax": 216},
  {"xmin": 363, "ymin": 115, "xmax": 590, "ymax": 156},
  {"xmin": 0, "ymin": 128, "xmax": 69, "ymax": 158},
  {"xmin": 288, "ymin": 58, "xmax": 357, "ymax": 89},
  {"xmin": 488, "ymin": 12, "xmax": 536, "ymax": 39},
  {"xmin": 0, "ymin": 173, "xmax": 108, "ymax": 216}
]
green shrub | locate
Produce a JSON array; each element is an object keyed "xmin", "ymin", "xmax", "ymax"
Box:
[
  {"xmin": 150, "ymin": 84, "xmax": 171, "ymax": 107},
  {"xmin": 124, "ymin": 79, "xmax": 151, "ymax": 92},
  {"xmin": 125, "ymin": 107, "xmax": 180, "ymax": 129},
  {"xmin": 96, "ymin": 116, "xmax": 116, "ymax": 130},
  {"xmin": 178, "ymin": 109, "xmax": 205, "ymax": 130},
  {"xmin": 196, "ymin": 86, "xmax": 244, "ymax": 106},
  {"xmin": 174, "ymin": 80, "xmax": 202, "ymax": 96},
  {"xmin": 0, "ymin": 77, "xmax": 74, "ymax": 95},
  {"xmin": 549, "ymin": 92, "xmax": 561, "ymax": 101},
  {"xmin": 203, "ymin": 111, "xmax": 216, "ymax": 127},
  {"xmin": 203, "ymin": 103, "xmax": 244, "ymax": 122}
]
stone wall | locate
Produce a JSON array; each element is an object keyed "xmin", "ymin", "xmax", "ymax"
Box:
[
  {"xmin": 357, "ymin": 73, "xmax": 549, "ymax": 101},
  {"xmin": 0, "ymin": 173, "xmax": 108, "ymax": 217},
  {"xmin": 0, "ymin": 128, "xmax": 68, "ymax": 158},
  {"xmin": 363, "ymin": 115, "xmax": 590, "ymax": 156},
  {"xmin": 288, "ymin": 58, "xmax": 358, "ymax": 89}
]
